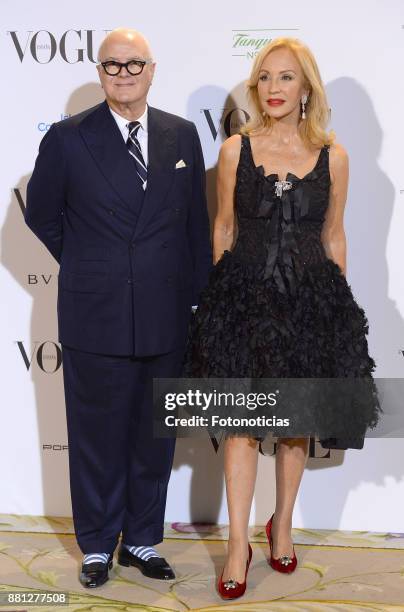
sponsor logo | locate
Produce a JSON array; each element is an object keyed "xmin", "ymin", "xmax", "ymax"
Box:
[
  {"xmin": 232, "ymin": 28, "xmax": 299, "ymax": 60},
  {"xmin": 28, "ymin": 274, "xmax": 56, "ymax": 286},
  {"xmin": 16, "ymin": 341, "xmax": 63, "ymax": 373},
  {"xmin": 43, "ymin": 444, "xmax": 68, "ymax": 451},
  {"xmin": 38, "ymin": 114, "xmax": 71, "ymax": 132},
  {"xmin": 7, "ymin": 29, "xmax": 111, "ymax": 63},
  {"xmin": 201, "ymin": 107, "xmax": 250, "ymax": 140}
]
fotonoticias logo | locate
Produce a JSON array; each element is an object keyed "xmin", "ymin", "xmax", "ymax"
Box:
[{"xmin": 232, "ymin": 28, "xmax": 299, "ymax": 60}]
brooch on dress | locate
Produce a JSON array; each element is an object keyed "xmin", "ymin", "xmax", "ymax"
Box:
[{"xmin": 274, "ymin": 180, "xmax": 293, "ymax": 198}]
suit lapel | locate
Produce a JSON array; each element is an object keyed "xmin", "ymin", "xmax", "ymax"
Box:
[
  {"xmin": 79, "ymin": 101, "xmax": 144, "ymax": 213},
  {"xmin": 133, "ymin": 106, "xmax": 177, "ymax": 238}
]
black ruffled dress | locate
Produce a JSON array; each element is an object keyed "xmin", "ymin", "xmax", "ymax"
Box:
[{"xmin": 184, "ymin": 136, "xmax": 380, "ymax": 449}]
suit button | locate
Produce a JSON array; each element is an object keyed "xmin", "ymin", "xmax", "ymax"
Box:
[
  {"xmin": 173, "ymin": 207, "xmax": 180, "ymax": 215},
  {"xmin": 127, "ymin": 279, "xmax": 132, "ymax": 284},
  {"xmin": 162, "ymin": 242, "xmax": 168, "ymax": 248},
  {"xmin": 109, "ymin": 209, "xmax": 115, "ymax": 215},
  {"xmin": 130, "ymin": 241, "xmax": 136, "ymax": 250}
]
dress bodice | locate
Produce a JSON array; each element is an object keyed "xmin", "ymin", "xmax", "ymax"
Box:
[{"xmin": 232, "ymin": 135, "xmax": 331, "ymax": 294}]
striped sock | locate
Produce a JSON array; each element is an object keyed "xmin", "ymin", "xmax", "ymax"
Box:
[
  {"xmin": 83, "ymin": 553, "xmax": 110, "ymax": 565},
  {"xmin": 124, "ymin": 544, "xmax": 159, "ymax": 560}
]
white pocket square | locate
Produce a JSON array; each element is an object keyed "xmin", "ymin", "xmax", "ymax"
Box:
[{"xmin": 175, "ymin": 159, "xmax": 187, "ymax": 169}]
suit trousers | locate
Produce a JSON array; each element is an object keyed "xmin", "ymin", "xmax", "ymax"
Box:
[{"xmin": 62, "ymin": 344, "xmax": 184, "ymax": 554}]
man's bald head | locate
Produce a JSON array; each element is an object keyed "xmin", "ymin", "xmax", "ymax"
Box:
[
  {"xmin": 98, "ymin": 28, "xmax": 153, "ymax": 62},
  {"xmin": 96, "ymin": 28, "xmax": 156, "ymax": 120}
]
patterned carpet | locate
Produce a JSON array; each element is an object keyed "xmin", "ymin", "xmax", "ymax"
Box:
[{"xmin": 1, "ymin": 515, "xmax": 404, "ymax": 611}]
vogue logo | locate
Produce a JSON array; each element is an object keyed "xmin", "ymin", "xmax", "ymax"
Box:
[
  {"xmin": 201, "ymin": 108, "xmax": 250, "ymax": 141},
  {"xmin": 13, "ymin": 191, "xmax": 56, "ymax": 286},
  {"xmin": 14, "ymin": 187, "xmax": 26, "ymax": 216},
  {"xmin": 16, "ymin": 341, "xmax": 63, "ymax": 373},
  {"xmin": 266, "ymin": 438, "xmax": 331, "ymax": 459},
  {"xmin": 7, "ymin": 29, "xmax": 111, "ymax": 63}
]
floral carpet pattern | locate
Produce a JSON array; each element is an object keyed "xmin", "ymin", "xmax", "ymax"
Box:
[{"xmin": 0, "ymin": 515, "xmax": 404, "ymax": 611}]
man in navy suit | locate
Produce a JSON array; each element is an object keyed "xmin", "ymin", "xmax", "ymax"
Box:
[{"xmin": 26, "ymin": 28, "xmax": 212, "ymax": 588}]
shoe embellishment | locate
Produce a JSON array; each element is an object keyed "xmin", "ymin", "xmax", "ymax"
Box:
[
  {"xmin": 223, "ymin": 578, "xmax": 238, "ymax": 589},
  {"xmin": 280, "ymin": 555, "xmax": 293, "ymax": 566}
]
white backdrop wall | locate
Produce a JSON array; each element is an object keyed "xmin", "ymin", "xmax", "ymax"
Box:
[{"xmin": 1, "ymin": 0, "xmax": 404, "ymax": 531}]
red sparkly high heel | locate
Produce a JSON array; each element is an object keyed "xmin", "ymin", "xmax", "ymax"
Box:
[
  {"xmin": 266, "ymin": 514, "xmax": 297, "ymax": 573},
  {"xmin": 217, "ymin": 543, "xmax": 253, "ymax": 600}
]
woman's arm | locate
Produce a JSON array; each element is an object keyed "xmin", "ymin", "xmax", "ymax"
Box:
[
  {"xmin": 213, "ymin": 135, "xmax": 241, "ymax": 264},
  {"xmin": 321, "ymin": 143, "xmax": 349, "ymax": 275}
]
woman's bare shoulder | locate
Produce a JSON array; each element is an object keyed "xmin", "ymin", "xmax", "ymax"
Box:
[
  {"xmin": 219, "ymin": 134, "xmax": 243, "ymax": 164},
  {"xmin": 329, "ymin": 142, "xmax": 349, "ymax": 166}
]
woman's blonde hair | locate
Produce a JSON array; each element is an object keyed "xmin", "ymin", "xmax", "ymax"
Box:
[{"xmin": 241, "ymin": 37, "xmax": 334, "ymax": 147}]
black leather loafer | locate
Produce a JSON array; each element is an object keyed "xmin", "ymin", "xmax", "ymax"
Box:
[
  {"xmin": 117, "ymin": 546, "xmax": 175, "ymax": 580},
  {"xmin": 79, "ymin": 554, "xmax": 113, "ymax": 588}
]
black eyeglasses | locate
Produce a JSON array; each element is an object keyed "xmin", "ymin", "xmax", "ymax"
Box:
[{"xmin": 99, "ymin": 59, "xmax": 153, "ymax": 76}]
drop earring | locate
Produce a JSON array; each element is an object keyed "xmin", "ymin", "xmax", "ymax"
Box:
[{"xmin": 301, "ymin": 94, "xmax": 308, "ymax": 119}]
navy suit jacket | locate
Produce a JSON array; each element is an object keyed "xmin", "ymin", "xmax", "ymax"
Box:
[{"xmin": 26, "ymin": 101, "xmax": 212, "ymax": 356}]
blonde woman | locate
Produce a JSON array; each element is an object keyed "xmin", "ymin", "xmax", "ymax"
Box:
[{"xmin": 184, "ymin": 38, "xmax": 379, "ymax": 599}]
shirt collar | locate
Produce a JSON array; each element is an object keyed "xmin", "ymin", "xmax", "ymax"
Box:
[{"xmin": 109, "ymin": 104, "xmax": 148, "ymax": 134}]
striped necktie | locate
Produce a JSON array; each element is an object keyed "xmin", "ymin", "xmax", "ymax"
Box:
[{"xmin": 126, "ymin": 121, "xmax": 147, "ymax": 189}]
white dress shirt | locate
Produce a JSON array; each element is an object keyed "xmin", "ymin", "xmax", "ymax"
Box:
[
  {"xmin": 109, "ymin": 105, "xmax": 149, "ymax": 168},
  {"xmin": 109, "ymin": 105, "xmax": 197, "ymax": 310}
]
